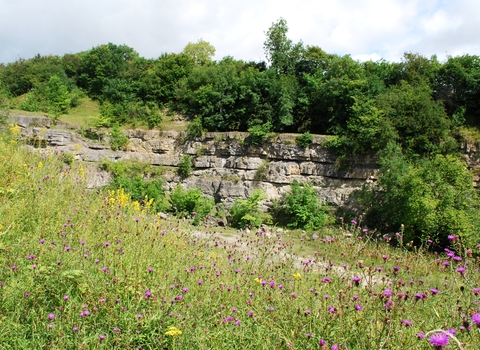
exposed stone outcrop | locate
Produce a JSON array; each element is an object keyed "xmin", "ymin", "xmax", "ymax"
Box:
[{"xmin": 5, "ymin": 116, "xmax": 380, "ymax": 210}]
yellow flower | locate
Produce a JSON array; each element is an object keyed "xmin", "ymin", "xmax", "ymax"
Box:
[
  {"xmin": 165, "ymin": 326, "xmax": 182, "ymax": 337},
  {"xmin": 292, "ymin": 273, "xmax": 301, "ymax": 280},
  {"xmin": 254, "ymin": 277, "xmax": 261, "ymax": 283},
  {"xmin": 37, "ymin": 161, "xmax": 43, "ymax": 169},
  {"xmin": 131, "ymin": 201, "xmax": 141, "ymax": 212}
]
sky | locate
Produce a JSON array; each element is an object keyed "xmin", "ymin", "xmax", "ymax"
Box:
[{"xmin": 1, "ymin": 0, "xmax": 479, "ymax": 65}]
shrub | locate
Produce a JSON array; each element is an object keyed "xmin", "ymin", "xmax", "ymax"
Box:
[
  {"xmin": 111, "ymin": 175, "xmax": 168, "ymax": 212},
  {"xmin": 244, "ymin": 122, "xmax": 275, "ymax": 146},
  {"xmin": 109, "ymin": 123, "xmax": 129, "ymax": 150},
  {"xmin": 253, "ymin": 159, "xmax": 270, "ymax": 181},
  {"xmin": 178, "ymin": 154, "xmax": 194, "ymax": 178},
  {"xmin": 169, "ymin": 184, "xmax": 214, "ymax": 225},
  {"xmin": 186, "ymin": 116, "xmax": 204, "ymax": 140},
  {"xmin": 228, "ymin": 189, "xmax": 266, "ymax": 229},
  {"xmin": 274, "ymin": 181, "xmax": 330, "ymax": 230},
  {"xmin": 360, "ymin": 143, "xmax": 480, "ymax": 248},
  {"xmin": 295, "ymin": 132, "xmax": 313, "ymax": 148}
]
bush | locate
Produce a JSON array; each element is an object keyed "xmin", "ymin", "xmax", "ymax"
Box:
[
  {"xmin": 274, "ymin": 181, "xmax": 330, "ymax": 230},
  {"xmin": 228, "ymin": 189, "xmax": 266, "ymax": 229},
  {"xmin": 244, "ymin": 122, "xmax": 275, "ymax": 146},
  {"xmin": 178, "ymin": 154, "xmax": 194, "ymax": 178},
  {"xmin": 295, "ymin": 132, "xmax": 313, "ymax": 148},
  {"xmin": 186, "ymin": 116, "xmax": 204, "ymax": 140},
  {"xmin": 169, "ymin": 184, "xmax": 214, "ymax": 225},
  {"xmin": 103, "ymin": 159, "xmax": 168, "ymax": 212},
  {"xmin": 109, "ymin": 123, "xmax": 129, "ymax": 150},
  {"xmin": 111, "ymin": 175, "xmax": 168, "ymax": 212},
  {"xmin": 360, "ymin": 143, "xmax": 480, "ymax": 248}
]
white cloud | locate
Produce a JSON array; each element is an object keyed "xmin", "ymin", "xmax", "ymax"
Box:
[{"xmin": 0, "ymin": 0, "xmax": 479, "ymax": 64}]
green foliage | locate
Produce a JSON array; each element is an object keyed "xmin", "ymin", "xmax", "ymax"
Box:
[
  {"xmin": 253, "ymin": 159, "xmax": 270, "ymax": 181},
  {"xmin": 375, "ymin": 81, "xmax": 455, "ymax": 156},
  {"xmin": 228, "ymin": 189, "xmax": 266, "ymax": 228},
  {"xmin": 182, "ymin": 39, "xmax": 216, "ymax": 66},
  {"xmin": 47, "ymin": 74, "xmax": 71, "ymax": 118},
  {"xmin": 169, "ymin": 184, "xmax": 214, "ymax": 225},
  {"xmin": 274, "ymin": 181, "xmax": 330, "ymax": 230},
  {"xmin": 295, "ymin": 131, "xmax": 313, "ymax": 148},
  {"xmin": 244, "ymin": 122, "xmax": 274, "ymax": 146},
  {"xmin": 111, "ymin": 175, "xmax": 168, "ymax": 212},
  {"xmin": 109, "ymin": 123, "xmax": 129, "ymax": 150},
  {"xmin": 177, "ymin": 154, "xmax": 194, "ymax": 178},
  {"xmin": 264, "ymin": 18, "xmax": 304, "ymax": 75},
  {"xmin": 360, "ymin": 143, "xmax": 480, "ymax": 248},
  {"xmin": 103, "ymin": 159, "xmax": 168, "ymax": 212},
  {"xmin": 186, "ymin": 116, "xmax": 204, "ymax": 140}
]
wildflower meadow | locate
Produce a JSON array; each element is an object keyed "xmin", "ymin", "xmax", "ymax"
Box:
[{"xmin": 0, "ymin": 128, "xmax": 479, "ymax": 349}]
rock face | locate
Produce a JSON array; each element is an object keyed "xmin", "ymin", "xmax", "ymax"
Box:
[{"xmin": 9, "ymin": 115, "xmax": 379, "ymax": 210}]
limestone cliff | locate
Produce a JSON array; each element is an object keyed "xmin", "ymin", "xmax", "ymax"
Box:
[{"xmin": 13, "ymin": 115, "xmax": 478, "ymax": 210}]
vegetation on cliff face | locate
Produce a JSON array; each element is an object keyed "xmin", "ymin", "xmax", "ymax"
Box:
[{"xmin": 1, "ymin": 18, "xmax": 479, "ymax": 247}]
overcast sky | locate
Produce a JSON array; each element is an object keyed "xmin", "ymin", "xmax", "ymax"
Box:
[{"xmin": 1, "ymin": 0, "xmax": 479, "ymax": 65}]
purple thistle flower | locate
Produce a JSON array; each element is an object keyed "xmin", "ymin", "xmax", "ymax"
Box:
[
  {"xmin": 355, "ymin": 304, "xmax": 362, "ymax": 311},
  {"xmin": 417, "ymin": 332, "xmax": 425, "ymax": 339},
  {"xmin": 472, "ymin": 313, "xmax": 480, "ymax": 327},
  {"xmin": 429, "ymin": 333, "xmax": 449, "ymax": 348},
  {"xmin": 99, "ymin": 334, "xmax": 105, "ymax": 340}
]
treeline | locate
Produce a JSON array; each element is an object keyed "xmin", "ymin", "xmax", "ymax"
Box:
[
  {"xmin": 0, "ymin": 20, "xmax": 479, "ymax": 150},
  {"xmin": 1, "ymin": 19, "xmax": 479, "ymax": 248}
]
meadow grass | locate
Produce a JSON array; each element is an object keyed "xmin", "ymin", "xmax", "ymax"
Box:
[{"xmin": 0, "ymin": 128, "xmax": 479, "ymax": 349}]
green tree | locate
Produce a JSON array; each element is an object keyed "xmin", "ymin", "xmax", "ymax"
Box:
[
  {"xmin": 264, "ymin": 18, "xmax": 304, "ymax": 75},
  {"xmin": 375, "ymin": 81, "xmax": 454, "ymax": 156},
  {"xmin": 360, "ymin": 144, "xmax": 479, "ymax": 248},
  {"xmin": 182, "ymin": 39, "xmax": 216, "ymax": 66},
  {"xmin": 435, "ymin": 54, "xmax": 480, "ymax": 127},
  {"xmin": 109, "ymin": 123, "xmax": 129, "ymax": 150},
  {"xmin": 47, "ymin": 74, "xmax": 71, "ymax": 117},
  {"xmin": 77, "ymin": 43, "xmax": 139, "ymax": 99}
]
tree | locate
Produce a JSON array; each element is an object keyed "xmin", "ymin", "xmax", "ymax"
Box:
[
  {"xmin": 47, "ymin": 74, "xmax": 71, "ymax": 116},
  {"xmin": 375, "ymin": 80, "xmax": 454, "ymax": 156},
  {"xmin": 182, "ymin": 39, "xmax": 216, "ymax": 66},
  {"xmin": 361, "ymin": 144, "xmax": 480, "ymax": 248},
  {"xmin": 264, "ymin": 18, "xmax": 304, "ymax": 75}
]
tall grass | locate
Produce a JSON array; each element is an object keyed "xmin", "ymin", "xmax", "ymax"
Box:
[{"xmin": 0, "ymin": 128, "xmax": 479, "ymax": 349}]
